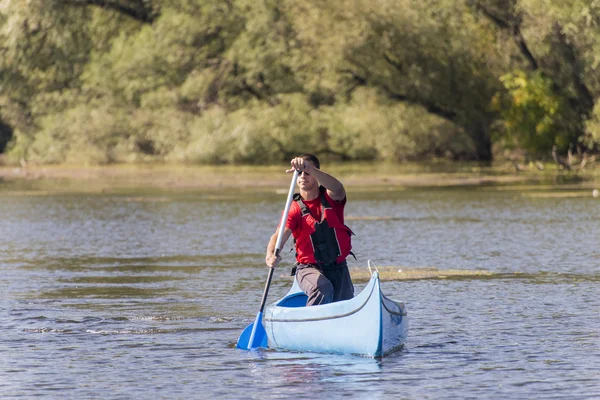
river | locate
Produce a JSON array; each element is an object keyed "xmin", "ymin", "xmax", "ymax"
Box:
[{"xmin": 1, "ymin": 172, "xmax": 599, "ymax": 399}]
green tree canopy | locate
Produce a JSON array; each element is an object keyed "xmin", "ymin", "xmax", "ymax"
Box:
[{"xmin": 0, "ymin": 0, "xmax": 598, "ymax": 164}]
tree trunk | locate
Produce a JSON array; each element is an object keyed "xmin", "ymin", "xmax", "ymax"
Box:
[
  {"xmin": 467, "ymin": 120, "xmax": 493, "ymax": 162},
  {"xmin": 0, "ymin": 120, "xmax": 13, "ymax": 154}
]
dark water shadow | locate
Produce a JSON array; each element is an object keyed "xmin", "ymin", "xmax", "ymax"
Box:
[{"xmin": 39, "ymin": 285, "xmax": 175, "ymax": 299}]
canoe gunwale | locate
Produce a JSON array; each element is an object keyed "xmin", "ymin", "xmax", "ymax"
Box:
[
  {"xmin": 264, "ymin": 278, "xmax": 377, "ymax": 323},
  {"xmin": 381, "ymin": 294, "xmax": 407, "ymax": 317}
]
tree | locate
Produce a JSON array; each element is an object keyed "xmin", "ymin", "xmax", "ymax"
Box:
[
  {"xmin": 288, "ymin": 0, "xmax": 503, "ymax": 161},
  {"xmin": 1, "ymin": 0, "xmax": 598, "ymax": 164},
  {"xmin": 470, "ymin": 0, "xmax": 598, "ymax": 155}
]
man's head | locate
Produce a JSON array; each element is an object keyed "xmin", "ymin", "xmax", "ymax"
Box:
[
  {"xmin": 298, "ymin": 153, "xmax": 320, "ymax": 169},
  {"xmin": 295, "ymin": 153, "xmax": 320, "ymax": 193}
]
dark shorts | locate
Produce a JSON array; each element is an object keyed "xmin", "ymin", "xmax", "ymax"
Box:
[{"xmin": 295, "ymin": 261, "xmax": 354, "ymax": 306}]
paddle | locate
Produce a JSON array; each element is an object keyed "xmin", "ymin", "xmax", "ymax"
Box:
[{"xmin": 237, "ymin": 169, "xmax": 300, "ymax": 350}]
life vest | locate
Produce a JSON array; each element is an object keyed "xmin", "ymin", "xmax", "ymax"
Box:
[{"xmin": 293, "ymin": 186, "xmax": 354, "ymax": 267}]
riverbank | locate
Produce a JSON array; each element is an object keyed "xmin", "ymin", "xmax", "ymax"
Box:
[{"xmin": 1, "ymin": 162, "xmax": 598, "ymax": 192}]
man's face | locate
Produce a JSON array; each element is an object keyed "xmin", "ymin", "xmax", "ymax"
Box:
[{"xmin": 297, "ymin": 161, "xmax": 317, "ymax": 191}]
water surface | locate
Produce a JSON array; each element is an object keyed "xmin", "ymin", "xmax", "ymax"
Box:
[{"xmin": 1, "ymin": 178, "xmax": 599, "ymax": 399}]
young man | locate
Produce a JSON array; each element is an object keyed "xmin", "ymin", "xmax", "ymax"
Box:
[{"xmin": 265, "ymin": 154, "xmax": 354, "ymax": 306}]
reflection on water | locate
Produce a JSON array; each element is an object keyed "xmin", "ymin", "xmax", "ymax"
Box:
[{"xmin": 1, "ymin": 182, "xmax": 600, "ymax": 399}]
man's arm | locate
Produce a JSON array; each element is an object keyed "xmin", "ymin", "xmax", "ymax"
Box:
[
  {"xmin": 309, "ymin": 168, "xmax": 346, "ymax": 201},
  {"xmin": 265, "ymin": 227, "xmax": 293, "ymax": 268},
  {"xmin": 288, "ymin": 158, "xmax": 346, "ymax": 201}
]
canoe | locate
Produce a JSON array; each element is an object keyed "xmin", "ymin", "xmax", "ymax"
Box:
[{"xmin": 263, "ymin": 266, "xmax": 408, "ymax": 357}]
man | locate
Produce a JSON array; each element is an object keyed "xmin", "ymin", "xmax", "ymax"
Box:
[{"xmin": 265, "ymin": 154, "xmax": 354, "ymax": 306}]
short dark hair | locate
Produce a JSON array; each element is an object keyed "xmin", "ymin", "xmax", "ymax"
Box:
[{"xmin": 298, "ymin": 153, "xmax": 320, "ymax": 169}]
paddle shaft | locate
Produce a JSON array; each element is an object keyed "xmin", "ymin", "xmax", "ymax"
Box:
[{"xmin": 257, "ymin": 169, "xmax": 299, "ymax": 313}]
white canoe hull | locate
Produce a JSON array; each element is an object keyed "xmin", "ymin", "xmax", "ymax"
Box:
[{"xmin": 263, "ymin": 271, "xmax": 408, "ymax": 357}]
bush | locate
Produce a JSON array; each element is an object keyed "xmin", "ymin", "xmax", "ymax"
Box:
[
  {"xmin": 28, "ymin": 99, "xmax": 131, "ymax": 164},
  {"xmin": 184, "ymin": 94, "xmax": 321, "ymax": 164},
  {"xmin": 492, "ymin": 70, "xmax": 578, "ymax": 155}
]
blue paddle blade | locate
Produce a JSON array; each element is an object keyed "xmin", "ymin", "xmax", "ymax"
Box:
[{"xmin": 236, "ymin": 312, "xmax": 268, "ymax": 350}]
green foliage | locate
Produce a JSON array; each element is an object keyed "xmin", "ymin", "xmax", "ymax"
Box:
[
  {"xmin": 184, "ymin": 94, "xmax": 318, "ymax": 164},
  {"xmin": 492, "ymin": 70, "xmax": 576, "ymax": 154},
  {"xmin": 522, "ymin": 0, "xmax": 600, "ymax": 80},
  {"xmin": 332, "ymin": 0, "xmax": 502, "ymax": 160},
  {"xmin": 226, "ymin": 0, "xmax": 302, "ymax": 98},
  {"xmin": 322, "ymin": 88, "xmax": 473, "ymax": 161},
  {"xmin": 0, "ymin": 1, "xmax": 92, "ymax": 95},
  {"xmin": 1, "ymin": 0, "xmax": 599, "ymax": 164},
  {"xmin": 29, "ymin": 96, "xmax": 131, "ymax": 164},
  {"xmin": 585, "ymin": 101, "xmax": 600, "ymax": 148}
]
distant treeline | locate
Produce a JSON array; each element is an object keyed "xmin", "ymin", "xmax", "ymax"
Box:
[{"xmin": 0, "ymin": 0, "xmax": 599, "ymax": 165}]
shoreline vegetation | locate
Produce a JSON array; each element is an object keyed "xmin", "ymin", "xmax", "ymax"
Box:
[
  {"xmin": 2, "ymin": 1, "xmax": 600, "ymax": 167},
  {"xmin": 0, "ymin": 162, "xmax": 598, "ymax": 193}
]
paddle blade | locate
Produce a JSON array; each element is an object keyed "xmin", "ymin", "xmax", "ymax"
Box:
[{"xmin": 236, "ymin": 312, "xmax": 268, "ymax": 350}]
